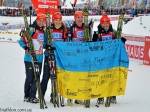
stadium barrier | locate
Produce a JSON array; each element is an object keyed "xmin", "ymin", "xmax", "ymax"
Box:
[{"xmin": 122, "ymin": 34, "xmax": 150, "ymax": 66}]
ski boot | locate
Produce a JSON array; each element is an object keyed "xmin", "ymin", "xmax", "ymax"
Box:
[
  {"xmin": 30, "ymin": 97, "xmax": 39, "ymax": 103},
  {"xmin": 111, "ymin": 96, "xmax": 117, "ymax": 104},
  {"xmin": 74, "ymin": 100, "xmax": 84, "ymax": 105},
  {"xmin": 95, "ymin": 98, "xmax": 104, "ymax": 107},
  {"xmin": 24, "ymin": 97, "xmax": 30, "ymax": 102}
]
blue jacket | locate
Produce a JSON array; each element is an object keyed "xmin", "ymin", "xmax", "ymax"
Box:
[
  {"xmin": 18, "ymin": 27, "xmax": 47, "ymax": 63},
  {"xmin": 130, "ymin": 10, "xmax": 135, "ymax": 15}
]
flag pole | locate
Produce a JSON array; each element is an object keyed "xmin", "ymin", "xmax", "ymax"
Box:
[
  {"xmin": 12, "ymin": 1, "xmax": 13, "ymax": 17},
  {"xmin": 70, "ymin": 2, "xmax": 74, "ymax": 11},
  {"xmin": 110, "ymin": 5, "xmax": 111, "ymax": 15}
]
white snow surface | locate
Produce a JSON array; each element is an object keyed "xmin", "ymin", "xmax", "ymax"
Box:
[
  {"xmin": 122, "ymin": 16, "xmax": 150, "ymax": 36},
  {"xmin": 0, "ymin": 42, "xmax": 150, "ymax": 112},
  {"xmin": 0, "ymin": 15, "xmax": 150, "ymax": 112}
]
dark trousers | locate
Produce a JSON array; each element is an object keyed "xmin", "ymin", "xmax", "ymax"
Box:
[
  {"xmin": 41, "ymin": 56, "xmax": 51, "ymax": 97},
  {"xmin": 24, "ymin": 61, "xmax": 42, "ymax": 98}
]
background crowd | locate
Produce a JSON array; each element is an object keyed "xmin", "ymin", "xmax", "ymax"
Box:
[{"xmin": 0, "ymin": 7, "xmax": 150, "ymax": 17}]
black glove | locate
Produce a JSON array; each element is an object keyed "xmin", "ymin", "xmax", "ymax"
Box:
[
  {"xmin": 92, "ymin": 31, "xmax": 98, "ymax": 42},
  {"xmin": 45, "ymin": 44, "xmax": 51, "ymax": 49},
  {"xmin": 51, "ymin": 46, "xmax": 56, "ymax": 50},
  {"xmin": 89, "ymin": 20, "xmax": 93, "ymax": 26},
  {"xmin": 121, "ymin": 37, "xmax": 126, "ymax": 44},
  {"xmin": 24, "ymin": 46, "xmax": 29, "ymax": 51}
]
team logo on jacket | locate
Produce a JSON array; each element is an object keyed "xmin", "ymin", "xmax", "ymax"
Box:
[
  {"xmin": 76, "ymin": 31, "xmax": 84, "ymax": 37},
  {"xmin": 38, "ymin": 33, "xmax": 44, "ymax": 42},
  {"xmin": 52, "ymin": 33, "xmax": 62, "ymax": 39},
  {"xmin": 38, "ymin": 33, "xmax": 44, "ymax": 39},
  {"xmin": 102, "ymin": 35, "xmax": 112, "ymax": 41}
]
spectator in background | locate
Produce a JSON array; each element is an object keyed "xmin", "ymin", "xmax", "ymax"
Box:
[
  {"xmin": 101, "ymin": 9, "xmax": 105, "ymax": 15},
  {"xmin": 135, "ymin": 9, "xmax": 138, "ymax": 17},
  {"xmin": 130, "ymin": 9, "xmax": 135, "ymax": 17}
]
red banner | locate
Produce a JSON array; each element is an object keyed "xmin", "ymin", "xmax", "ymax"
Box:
[
  {"xmin": 122, "ymin": 0, "xmax": 124, "ymax": 5},
  {"xmin": 143, "ymin": 36, "xmax": 150, "ymax": 65},
  {"xmin": 31, "ymin": 0, "xmax": 60, "ymax": 15},
  {"xmin": 74, "ymin": 0, "xmax": 77, "ymax": 6},
  {"xmin": 123, "ymin": 34, "xmax": 150, "ymax": 66},
  {"xmin": 126, "ymin": 44, "xmax": 144, "ymax": 60},
  {"xmin": 1, "ymin": 0, "xmax": 4, "ymax": 6},
  {"xmin": 132, "ymin": 0, "xmax": 136, "ymax": 6}
]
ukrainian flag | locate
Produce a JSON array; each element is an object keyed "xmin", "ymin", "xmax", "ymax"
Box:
[{"xmin": 53, "ymin": 39, "xmax": 129, "ymax": 100}]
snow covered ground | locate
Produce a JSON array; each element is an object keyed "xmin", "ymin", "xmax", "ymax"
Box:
[
  {"xmin": 0, "ymin": 15, "xmax": 150, "ymax": 112},
  {"xmin": 122, "ymin": 16, "xmax": 150, "ymax": 36},
  {"xmin": 0, "ymin": 42, "xmax": 150, "ymax": 112}
]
